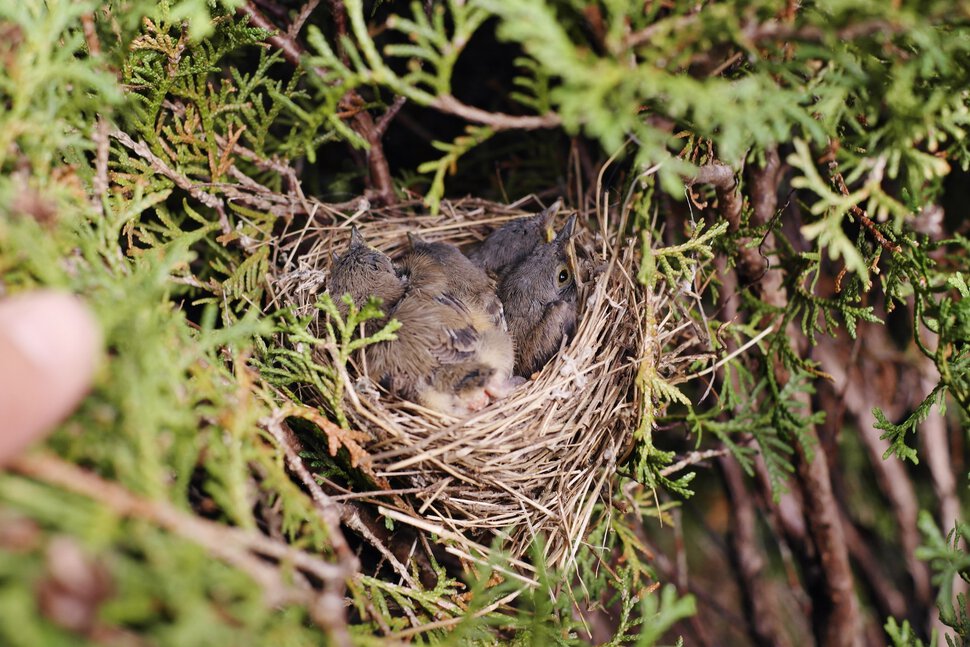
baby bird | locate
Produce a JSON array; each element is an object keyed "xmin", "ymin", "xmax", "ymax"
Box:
[
  {"xmin": 404, "ymin": 233, "xmax": 506, "ymax": 331},
  {"xmin": 327, "ymin": 227, "xmax": 504, "ymax": 416},
  {"xmin": 498, "ymin": 215, "xmax": 578, "ymax": 377},
  {"xmin": 399, "ymin": 237, "xmax": 517, "ymax": 399},
  {"xmin": 327, "ymin": 226, "xmax": 405, "ymax": 328},
  {"xmin": 467, "ymin": 200, "xmax": 562, "ymax": 279}
]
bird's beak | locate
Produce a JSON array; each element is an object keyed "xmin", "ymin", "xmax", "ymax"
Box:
[
  {"xmin": 350, "ymin": 225, "xmax": 366, "ymax": 248},
  {"xmin": 558, "ymin": 214, "xmax": 581, "ymax": 288},
  {"xmin": 555, "ymin": 214, "xmax": 577, "ymax": 244},
  {"xmin": 541, "ymin": 199, "xmax": 563, "ymax": 242}
]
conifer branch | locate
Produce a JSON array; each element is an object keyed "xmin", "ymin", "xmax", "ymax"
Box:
[
  {"xmin": 10, "ymin": 453, "xmax": 353, "ymax": 602},
  {"xmin": 238, "ymin": 0, "xmax": 398, "ymax": 205},
  {"xmin": 428, "ymin": 94, "xmax": 562, "ymax": 131},
  {"xmin": 109, "ymin": 127, "xmax": 231, "ymax": 234}
]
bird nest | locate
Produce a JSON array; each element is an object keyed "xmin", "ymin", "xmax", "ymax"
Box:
[{"xmin": 267, "ymin": 195, "xmax": 694, "ymax": 574}]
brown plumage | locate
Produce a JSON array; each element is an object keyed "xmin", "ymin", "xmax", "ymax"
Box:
[
  {"xmin": 404, "ymin": 234, "xmax": 507, "ymax": 331},
  {"xmin": 399, "ymin": 237, "xmax": 517, "ymax": 400},
  {"xmin": 498, "ymin": 215, "xmax": 578, "ymax": 377},
  {"xmin": 327, "ymin": 227, "xmax": 510, "ymax": 416},
  {"xmin": 326, "ymin": 226, "xmax": 406, "ymax": 329},
  {"xmin": 467, "ymin": 199, "xmax": 562, "ymax": 279}
]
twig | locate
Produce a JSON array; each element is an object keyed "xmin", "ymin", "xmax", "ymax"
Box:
[
  {"xmin": 81, "ymin": 12, "xmax": 101, "ymax": 56},
  {"xmin": 734, "ymin": 151, "xmax": 786, "ymax": 286},
  {"xmin": 375, "ymin": 95, "xmax": 407, "ymax": 138},
  {"xmin": 721, "ymin": 455, "xmax": 793, "ymax": 647},
  {"xmin": 659, "ymin": 449, "xmax": 730, "ymax": 476},
  {"xmin": 743, "ymin": 18, "xmax": 910, "ymax": 44},
  {"xmin": 429, "ymin": 94, "xmax": 562, "ymax": 131},
  {"xmin": 262, "ymin": 414, "xmax": 445, "ymax": 612},
  {"xmin": 816, "ymin": 335, "xmax": 932, "ymax": 614},
  {"xmin": 767, "ymin": 310, "xmax": 861, "ymax": 645},
  {"xmin": 836, "ymin": 493, "xmax": 908, "ymax": 622},
  {"xmin": 239, "ymin": 2, "xmax": 303, "ymax": 67},
  {"xmin": 288, "ymin": 0, "xmax": 320, "ymax": 39},
  {"xmin": 829, "ymin": 163, "xmax": 901, "ymax": 254},
  {"xmin": 751, "ymin": 147, "xmax": 782, "ymax": 227},
  {"xmin": 682, "ymin": 324, "xmax": 775, "ymax": 382},
  {"xmin": 252, "ymin": 0, "xmax": 290, "ymax": 20},
  {"xmin": 91, "ymin": 117, "xmax": 110, "ymax": 216},
  {"xmin": 109, "ymin": 128, "xmax": 232, "ymax": 235},
  {"xmin": 688, "ymin": 162, "xmax": 743, "ymax": 227},
  {"xmin": 626, "ymin": 13, "xmax": 701, "ymax": 49},
  {"xmin": 262, "ymin": 416, "xmax": 358, "ymax": 569},
  {"xmin": 709, "ymin": 51, "xmax": 743, "ymax": 77},
  {"xmin": 387, "ymin": 589, "xmax": 524, "ymax": 640},
  {"xmin": 81, "ymin": 14, "xmax": 109, "ymax": 217},
  {"xmin": 918, "ymin": 347, "xmax": 966, "ymax": 635},
  {"xmin": 9, "ymin": 453, "xmax": 353, "ymax": 623}
]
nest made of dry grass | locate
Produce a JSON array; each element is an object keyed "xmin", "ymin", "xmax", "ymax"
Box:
[{"xmin": 266, "ymin": 195, "xmax": 697, "ymax": 575}]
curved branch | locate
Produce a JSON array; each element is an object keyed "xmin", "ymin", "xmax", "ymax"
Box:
[{"xmin": 430, "ymin": 94, "xmax": 561, "ymax": 131}]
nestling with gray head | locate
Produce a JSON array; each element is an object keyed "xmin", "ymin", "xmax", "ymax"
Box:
[{"xmin": 325, "ymin": 203, "xmax": 578, "ymax": 416}]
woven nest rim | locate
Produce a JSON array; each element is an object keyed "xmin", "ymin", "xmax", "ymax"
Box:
[{"xmin": 267, "ymin": 195, "xmax": 688, "ymax": 575}]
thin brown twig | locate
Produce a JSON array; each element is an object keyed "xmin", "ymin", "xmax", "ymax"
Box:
[
  {"xmin": 715, "ymin": 261, "xmax": 795, "ymax": 647},
  {"xmin": 9, "ymin": 453, "xmax": 351, "ymax": 602},
  {"xmin": 109, "ymin": 128, "xmax": 232, "ymax": 234},
  {"xmin": 721, "ymin": 455, "xmax": 793, "ymax": 647},
  {"xmin": 829, "ymin": 163, "xmax": 902, "ymax": 254},
  {"xmin": 81, "ymin": 13, "xmax": 101, "ymax": 56},
  {"xmin": 288, "ymin": 0, "xmax": 320, "ymax": 39},
  {"xmin": 328, "ymin": 0, "xmax": 351, "ymax": 64},
  {"xmin": 375, "ymin": 96, "xmax": 407, "ymax": 138},
  {"xmin": 262, "ymin": 415, "xmax": 358, "ymax": 569}
]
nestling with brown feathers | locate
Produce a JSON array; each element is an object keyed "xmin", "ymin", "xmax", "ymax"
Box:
[
  {"xmin": 404, "ymin": 233, "xmax": 507, "ymax": 331},
  {"xmin": 399, "ymin": 235, "xmax": 517, "ymax": 399},
  {"xmin": 327, "ymin": 228, "xmax": 515, "ymax": 416},
  {"xmin": 327, "ymin": 226, "xmax": 405, "ymax": 329}
]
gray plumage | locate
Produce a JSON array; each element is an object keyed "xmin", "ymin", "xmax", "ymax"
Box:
[
  {"xmin": 498, "ymin": 214, "xmax": 578, "ymax": 377},
  {"xmin": 467, "ymin": 200, "xmax": 562, "ymax": 279},
  {"xmin": 327, "ymin": 226, "xmax": 405, "ymax": 330}
]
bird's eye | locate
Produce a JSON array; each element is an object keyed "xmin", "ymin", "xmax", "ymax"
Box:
[{"xmin": 556, "ymin": 264, "xmax": 571, "ymax": 286}]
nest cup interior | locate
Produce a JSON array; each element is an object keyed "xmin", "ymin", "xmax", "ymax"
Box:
[{"xmin": 268, "ymin": 198, "xmax": 646, "ymax": 570}]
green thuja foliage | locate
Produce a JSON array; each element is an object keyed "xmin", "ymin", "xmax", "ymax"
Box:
[
  {"xmin": 4, "ymin": 0, "xmax": 970, "ymax": 644},
  {"xmin": 261, "ymin": 293, "xmax": 401, "ymax": 428},
  {"xmin": 917, "ymin": 513, "xmax": 970, "ymax": 634}
]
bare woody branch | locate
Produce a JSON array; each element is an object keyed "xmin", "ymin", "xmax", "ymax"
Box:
[{"xmin": 688, "ymin": 161, "xmax": 743, "ymax": 229}]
